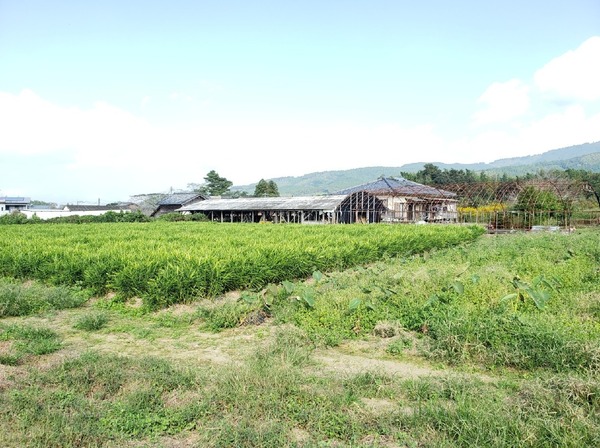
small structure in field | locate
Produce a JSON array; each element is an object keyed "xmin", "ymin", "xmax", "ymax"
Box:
[
  {"xmin": 336, "ymin": 177, "xmax": 458, "ymax": 222},
  {"xmin": 178, "ymin": 191, "xmax": 387, "ymax": 224},
  {"xmin": 150, "ymin": 192, "xmax": 208, "ymax": 217}
]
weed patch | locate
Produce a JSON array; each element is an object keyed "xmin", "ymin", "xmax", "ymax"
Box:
[
  {"xmin": 73, "ymin": 312, "xmax": 109, "ymax": 332},
  {"xmin": 0, "ymin": 278, "xmax": 89, "ymax": 317},
  {"xmin": 0, "ymin": 324, "xmax": 61, "ymax": 365}
]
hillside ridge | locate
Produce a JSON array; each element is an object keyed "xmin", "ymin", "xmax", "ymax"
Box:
[{"xmin": 233, "ymin": 141, "xmax": 600, "ymax": 196}]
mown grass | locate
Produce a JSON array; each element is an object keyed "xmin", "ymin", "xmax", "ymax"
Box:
[
  {"xmin": 0, "ymin": 324, "xmax": 62, "ymax": 365},
  {"xmin": 1, "ymin": 325, "xmax": 599, "ymax": 447}
]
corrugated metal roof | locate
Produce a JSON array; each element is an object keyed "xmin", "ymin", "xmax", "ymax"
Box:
[
  {"xmin": 336, "ymin": 177, "xmax": 456, "ymax": 198},
  {"xmin": 65, "ymin": 205, "xmax": 126, "ymax": 212},
  {"xmin": 179, "ymin": 195, "xmax": 348, "ymax": 212},
  {"xmin": 0, "ymin": 197, "xmax": 31, "ymax": 204},
  {"xmin": 158, "ymin": 192, "xmax": 207, "ymax": 206}
]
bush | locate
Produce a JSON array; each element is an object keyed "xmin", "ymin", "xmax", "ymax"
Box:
[
  {"xmin": 0, "ymin": 210, "xmax": 151, "ymax": 225},
  {"xmin": 0, "ymin": 212, "xmax": 29, "ymax": 225}
]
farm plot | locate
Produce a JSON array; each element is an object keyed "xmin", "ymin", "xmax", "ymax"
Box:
[{"xmin": 0, "ymin": 222, "xmax": 484, "ymax": 308}]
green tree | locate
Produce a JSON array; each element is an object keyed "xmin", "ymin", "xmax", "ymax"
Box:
[
  {"xmin": 267, "ymin": 180, "xmax": 280, "ymax": 197},
  {"xmin": 254, "ymin": 179, "xmax": 269, "ymax": 197},
  {"xmin": 253, "ymin": 179, "xmax": 280, "ymax": 197},
  {"xmin": 564, "ymin": 169, "xmax": 600, "ymax": 208},
  {"xmin": 200, "ymin": 170, "xmax": 233, "ymax": 196},
  {"xmin": 402, "ymin": 164, "xmax": 480, "ymax": 185},
  {"xmin": 514, "ymin": 186, "xmax": 561, "ymax": 212}
]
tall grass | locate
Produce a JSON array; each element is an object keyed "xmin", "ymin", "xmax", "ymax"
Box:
[
  {"xmin": 267, "ymin": 229, "xmax": 600, "ymax": 373},
  {"xmin": 0, "ymin": 278, "xmax": 89, "ymax": 317},
  {"xmin": 0, "ymin": 222, "xmax": 484, "ymax": 308}
]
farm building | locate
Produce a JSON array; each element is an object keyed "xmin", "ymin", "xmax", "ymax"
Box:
[
  {"xmin": 178, "ymin": 192, "xmax": 387, "ymax": 224},
  {"xmin": 0, "ymin": 196, "xmax": 30, "ymax": 214},
  {"xmin": 150, "ymin": 192, "xmax": 208, "ymax": 217},
  {"xmin": 336, "ymin": 177, "xmax": 458, "ymax": 222}
]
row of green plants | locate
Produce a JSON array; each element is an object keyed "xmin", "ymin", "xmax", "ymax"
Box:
[{"xmin": 0, "ymin": 222, "xmax": 484, "ymax": 309}]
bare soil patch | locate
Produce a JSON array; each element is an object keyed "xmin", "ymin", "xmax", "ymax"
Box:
[{"xmin": 313, "ymin": 348, "xmax": 439, "ymax": 379}]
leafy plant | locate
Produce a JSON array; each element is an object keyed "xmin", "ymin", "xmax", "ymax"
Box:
[
  {"xmin": 500, "ymin": 275, "xmax": 561, "ymax": 310},
  {"xmin": 426, "ymin": 280, "xmax": 465, "ymax": 307},
  {"xmin": 347, "ymin": 296, "xmax": 376, "ymax": 312}
]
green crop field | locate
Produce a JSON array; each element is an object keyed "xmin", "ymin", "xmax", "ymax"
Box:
[
  {"xmin": 0, "ymin": 222, "xmax": 484, "ymax": 309},
  {"xmin": 1, "ymin": 225, "xmax": 599, "ymax": 447}
]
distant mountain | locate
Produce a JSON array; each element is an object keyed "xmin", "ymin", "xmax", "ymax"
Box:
[
  {"xmin": 484, "ymin": 151, "xmax": 600, "ymax": 176},
  {"xmin": 394, "ymin": 141, "xmax": 600, "ymax": 172},
  {"xmin": 233, "ymin": 167, "xmax": 410, "ymax": 197},
  {"xmin": 233, "ymin": 141, "xmax": 600, "ymax": 196}
]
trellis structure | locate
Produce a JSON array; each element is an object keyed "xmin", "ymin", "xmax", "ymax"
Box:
[{"xmin": 437, "ymin": 178, "xmax": 600, "ymax": 230}]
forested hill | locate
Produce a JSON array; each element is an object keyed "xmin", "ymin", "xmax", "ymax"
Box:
[
  {"xmin": 398, "ymin": 141, "xmax": 600, "ymax": 172},
  {"xmin": 233, "ymin": 141, "xmax": 600, "ymax": 196}
]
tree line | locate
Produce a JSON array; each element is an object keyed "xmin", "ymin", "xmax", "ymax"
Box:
[{"xmin": 188, "ymin": 170, "xmax": 280, "ymax": 198}]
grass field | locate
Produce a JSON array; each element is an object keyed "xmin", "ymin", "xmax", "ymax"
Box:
[{"xmin": 1, "ymin": 225, "xmax": 599, "ymax": 447}]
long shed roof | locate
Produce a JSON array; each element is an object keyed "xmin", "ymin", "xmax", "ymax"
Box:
[
  {"xmin": 0, "ymin": 196, "xmax": 31, "ymax": 204},
  {"xmin": 179, "ymin": 195, "xmax": 348, "ymax": 212},
  {"xmin": 336, "ymin": 176, "xmax": 456, "ymax": 198},
  {"xmin": 64, "ymin": 205, "xmax": 128, "ymax": 212},
  {"xmin": 157, "ymin": 192, "xmax": 207, "ymax": 206}
]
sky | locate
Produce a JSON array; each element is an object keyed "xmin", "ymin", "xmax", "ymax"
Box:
[{"xmin": 1, "ymin": 1, "xmax": 600, "ymax": 204}]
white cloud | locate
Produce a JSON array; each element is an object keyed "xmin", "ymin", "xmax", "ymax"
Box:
[
  {"xmin": 457, "ymin": 105, "xmax": 600, "ymax": 162},
  {"xmin": 2, "ymin": 83, "xmax": 600, "ymax": 203},
  {"xmin": 472, "ymin": 79, "xmax": 530, "ymax": 126},
  {"xmin": 534, "ymin": 36, "xmax": 600, "ymax": 102},
  {"xmin": 0, "ymin": 90, "xmax": 157, "ymax": 163},
  {"xmin": 0, "ymin": 89, "xmax": 449, "ymax": 198}
]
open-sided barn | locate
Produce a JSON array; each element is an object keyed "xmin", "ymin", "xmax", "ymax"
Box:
[
  {"xmin": 336, "ymin": 176, "xmax": 458, "ymax": 222},
  {"xmin": 178, "ymin": 191, "xmax": 386, "ymax": 224}
]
